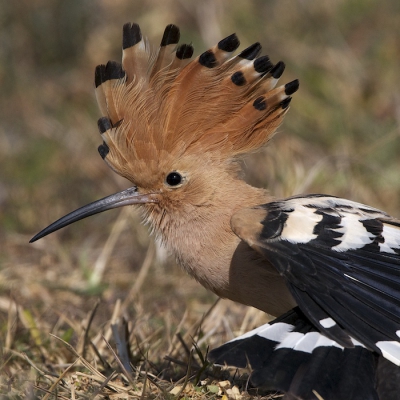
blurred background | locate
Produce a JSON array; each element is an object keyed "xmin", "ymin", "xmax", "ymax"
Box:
[{"xmin": 1, "ymin": 0, "xmax": 400, "ymax": 395}]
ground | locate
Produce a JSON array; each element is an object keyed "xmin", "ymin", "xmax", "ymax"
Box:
[{"xmin": 1, "ymin": 1, "xmax": 399, "ymax": 398}]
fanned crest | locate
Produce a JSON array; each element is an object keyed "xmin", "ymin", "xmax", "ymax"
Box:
[
  {"xmin": 94, "ymin": 23, "xmax": 298, "ymax": 188},
  {"xmin": 29, "ymin": 20, "xmax": 400, "ymax": 399}
]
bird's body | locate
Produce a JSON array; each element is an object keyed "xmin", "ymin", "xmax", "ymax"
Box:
[
  {"xmin": 145, "ymin": 179, "xmax": 296, "ymax": 315},
  {"xmin": 31, "ymin": 22, "xmax": 400, "ymax": 399}
]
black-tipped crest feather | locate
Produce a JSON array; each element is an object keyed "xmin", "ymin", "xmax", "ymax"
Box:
[
  {"xmin": 160, "ymin": 24, "xmax": 180, "ymax": 46},
  {"xmin": 176, "ymin": 44, "xmax": 194, "ymax": 60},
  {"xmin": 94, "ymin": 23, "xmax": 298, "ymax": 180},
  {"xmin": 122, "ymin": 22, "xmax": 142, "ymax": 49},
  {"xmin": 271, "ymin": 61, "xmax": 286, "ymax": 79},
  {"xmin": 218, "ymin": 33, "xmax": 240, "ymax": 52},
  {"xmin": 239, "ymin": 42, "xmax": 262, "ymax": 60}
]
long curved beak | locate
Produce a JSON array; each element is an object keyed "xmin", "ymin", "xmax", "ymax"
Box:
[{"xmin": 30, "ymin": 187, "xmax": 158, "ymax": 243}]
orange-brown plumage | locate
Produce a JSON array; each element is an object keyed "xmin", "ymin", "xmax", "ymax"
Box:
[
  {"xmin": 31, "ymin": 22, "xmax": 400, "ymax": 398},
  {"xmin": 92, "ymin": 24, "xmax": 298, "ymax": 316},
  {"xmin": 96, "ymin": 24, "xmax": 295, "ymax": 173},
  {"xmin": 33, "ymin": 23, "xmax": 299, "ymax": 316}
]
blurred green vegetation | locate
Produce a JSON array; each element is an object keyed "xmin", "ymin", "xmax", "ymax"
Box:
[
  {"xmin": 1, "ymin": 1, "xmax": 399, "ymax": 236},
  {"xmin": 0, "ymin": 0, "xmax": 399, "ymax": 397}
]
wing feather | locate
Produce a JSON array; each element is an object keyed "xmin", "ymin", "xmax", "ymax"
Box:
[
  {"xmin": 208, "ymin": 307, "xmax": 379, "ymax": 400},
  {"xmin": 232, "ymin": 195, "xmax": 400, "ymax": 365}
]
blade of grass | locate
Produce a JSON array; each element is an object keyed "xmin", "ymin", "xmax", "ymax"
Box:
[{"xmin": 42, "ymin": 358, "xmax": 79, "ymax": 400}]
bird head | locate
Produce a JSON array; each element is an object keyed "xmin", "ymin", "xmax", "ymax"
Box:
[{"xmin": 30, "ymin": 23, "xmax": 298, "ymax": 243}]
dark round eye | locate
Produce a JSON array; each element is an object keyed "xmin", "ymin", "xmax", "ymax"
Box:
[{"xmin": 166, "ymin": 171, "xmax": 183, "ymax": 186}]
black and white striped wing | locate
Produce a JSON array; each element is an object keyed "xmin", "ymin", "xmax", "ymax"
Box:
[
  {"xmin": 232, "ymin": 194, "xmax": 400, "ymax": 365},
  {"xmin": 208, "ymin": 307, "xmax": 380, "ymax": 400}
]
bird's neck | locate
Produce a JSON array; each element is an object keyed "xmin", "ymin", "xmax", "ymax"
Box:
[
  {"xmin": 143, "ymin": 178, "xmax": 296, "ymax": 316},
  {"xmin": 146, "ymin": 179, "xmax": 268, "ymax": 289}
]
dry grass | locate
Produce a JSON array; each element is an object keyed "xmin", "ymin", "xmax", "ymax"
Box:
[{"xmin": 1, "ymin": 1, "xmax": 400, "ymax": 398}]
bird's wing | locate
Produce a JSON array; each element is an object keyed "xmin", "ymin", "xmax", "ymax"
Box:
[
  {"xmin": 231, "ymin": 194, "xmax": 400, "ymax": 365},
  {"xmin": 208, "ymin": 307, "xmax": 380, "ymax": 400}
]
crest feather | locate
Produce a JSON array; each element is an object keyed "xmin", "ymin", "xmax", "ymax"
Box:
[{"xmin": 94, "ymin": 23, "xmax": 299, "ymax": 182}]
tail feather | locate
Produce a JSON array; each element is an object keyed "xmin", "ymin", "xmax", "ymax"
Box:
[{"xmin": 208, "ymin": 307, "xmax": 380, "ymax": 400}]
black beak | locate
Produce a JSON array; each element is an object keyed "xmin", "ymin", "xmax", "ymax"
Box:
[{"xmin": 30, "ymin": 187, "xmax": 158, "ymax": 243}]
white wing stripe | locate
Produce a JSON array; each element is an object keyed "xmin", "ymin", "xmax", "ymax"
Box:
[
  {"xmin": 271, "ymin": 195, "xmax": 400, "ymax": 255},
  {"xmin": 281, "ymin": 207, "xmax": 322, "ymax": 244},
  {"xmin": 380, "ymin": 224, "xmax": 400, "ymax": 254},
  {"xmin": 376, "ymin": 341, "xmax": 400, "ymax": 366},
  {"xmin": 319, "ymin": 317, "xmax": 336, "ymax": 328},
  {"xmin": 228, "ymin": 320, "xmax": 367, "ymax": 355},
  {"xmin": 331, "ymin": 214, "xmax": 375, "ymax": 252}
]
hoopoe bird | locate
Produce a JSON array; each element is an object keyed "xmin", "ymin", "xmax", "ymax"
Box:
[{"xmin": 30, "ymin": 23, "xmax": 400, "ymax": 400}]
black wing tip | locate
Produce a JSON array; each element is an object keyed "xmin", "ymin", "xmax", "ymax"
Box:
[
  {"xmin": 270, "ymin": 61, "xmax": 286, "ymax": 79},
  {"xmin": 176, "ymin": 43, "xmax": 194, "ymax": 60},
  {"xmin": 122, "ymin": 22, "xmax": 142, "ymax": 49},
  {"xmin": 218, "ymin": 33, "xmax": 240, "ymax": 53},
  {"xmin": 161, "ymin": 24, "xmax": 180, "ymax": 46}
]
